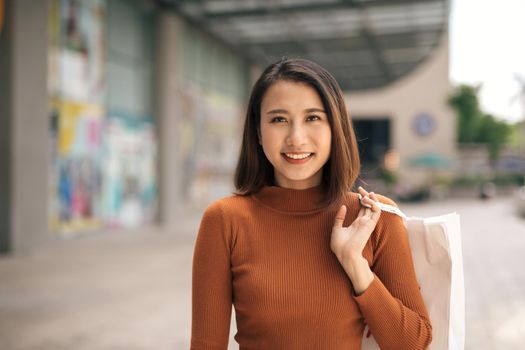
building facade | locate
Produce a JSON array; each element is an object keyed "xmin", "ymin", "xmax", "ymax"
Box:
[{"xmin": 0, "ymin": 0, "xmax": 453, "ymax": 253}]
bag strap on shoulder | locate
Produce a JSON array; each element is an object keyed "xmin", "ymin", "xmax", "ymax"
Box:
[{"xmin": 358, "ymin": 194, "xmax": 408, "ymax": 219}]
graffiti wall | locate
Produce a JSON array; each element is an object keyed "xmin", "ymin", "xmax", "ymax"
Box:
[
  {"xmin": 176, "ymin": 84, "xmax": 243, "ymax": 208},
  {"xmin": 48, "ymin": 0, "xmax": 106, "ymax": 233},
  {"xmin": 49, "ymin": 100, "xmax": 104, "ymax": 232},
  {"xmin": 49, "ymin": 0, "xmax": 158, "ymax": 232},
  {"xmin": 102, "ymin": 113, "xmax": 157, "ymax": 229}
]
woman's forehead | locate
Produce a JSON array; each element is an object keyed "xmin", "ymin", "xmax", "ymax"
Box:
[{"xmin": 261, "ymin": 81, "xmax": 324, "ymax": 112}]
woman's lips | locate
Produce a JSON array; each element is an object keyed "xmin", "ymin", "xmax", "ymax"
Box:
[{"xmin": 281, "ymin": 153, "xmax": 314, "ymax": 164}]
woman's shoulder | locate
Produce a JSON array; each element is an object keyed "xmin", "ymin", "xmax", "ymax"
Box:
[{"xmin": 202, "ymin": 193, "xmax": 255, "ymax": 217}]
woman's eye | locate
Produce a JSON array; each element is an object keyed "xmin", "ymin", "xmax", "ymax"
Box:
[
  {"xmin": 307, "ymin": 115, "xmax": 321, "ymax": 121},
  {"xmin": 271, "ymin": 117, "xmax": 286, "ymax": 123}
]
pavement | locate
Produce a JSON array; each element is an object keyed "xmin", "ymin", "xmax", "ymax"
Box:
[{"xmin": 0, "ymin": 195, "xmax": 524, "ymax": 349}]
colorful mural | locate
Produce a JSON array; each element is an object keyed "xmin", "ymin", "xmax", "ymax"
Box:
[
  {"xmin": 176, "ymin": 84, "xmax": 243, "ymax": 208},
  {"xmin": 49, "ymin": 0, "xmax": 158, "ymax": 232},
  {"xmin": 52, "ymin": 101, "xmax": 103, "ymax": 232},
  {"xmin": 102, "ymin": 113, "xmax": 157, "ymax": 229},
  {"xmin": 48, "ymin": 0, "xmax": 106, "ymax": 233}
]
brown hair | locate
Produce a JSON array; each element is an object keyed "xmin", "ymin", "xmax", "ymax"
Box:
[{"xmin": 234, "ymin": 58, "xmax": 360, "ymax": 207}]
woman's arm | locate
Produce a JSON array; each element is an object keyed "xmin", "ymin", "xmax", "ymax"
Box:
[
  {"xmin": 331, "ymin": 189, "xmax": 432, "ymax": 350},
  {"xmin": 351, "ymin": 199, "xmax": 432, "ymax": 349},
  {"xmin": 191, "ymin": 201, "xmax": 233, "ymax": 350}
]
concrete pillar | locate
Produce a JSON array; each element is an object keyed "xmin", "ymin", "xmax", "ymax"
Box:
[
  {"xmin": 156, "ymin": 13, "xmax": 185, "ymax": 228},
  {"xmin": 0, "ymin": 0, "xmax": 13, "ymax": 253},
  {"xmin": 7, "ymin": 0, "xmax": 50, "ymax": 252}
]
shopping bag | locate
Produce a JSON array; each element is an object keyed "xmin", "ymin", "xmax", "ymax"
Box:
[{"xmin": 361, "ymin": 202, "xmax": 465, "ymax": 350}]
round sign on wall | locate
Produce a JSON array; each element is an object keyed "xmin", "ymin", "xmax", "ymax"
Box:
[{"xmin": 412, "ymin": 112, "xmax": 436, "ymax": 137}]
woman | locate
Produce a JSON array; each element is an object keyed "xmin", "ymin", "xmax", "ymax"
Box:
[{"xmin": 191, "ymin": 58, "xmax": 432, "ymax": 349}]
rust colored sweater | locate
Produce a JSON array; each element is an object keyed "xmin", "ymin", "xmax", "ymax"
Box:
[{"xmin": 191, "ymin": 185, "xmax": 432, "ymax": 350}]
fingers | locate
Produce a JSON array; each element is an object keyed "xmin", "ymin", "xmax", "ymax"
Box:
[
  {"xmin": 371, "ymin": 205, "xmax": 381, "ymax": 221},
  {"xmin": 359, "ymin": 194, "xmax": 376, "ymax": 209},
  {"xmin": 367, "ymin": 192, "xmax": 381, "ymax": 220},
  {"xmin": 359, "ymin": 189, "xmax": 381, "ymax": 219},
  {"xmin": 369, "ymin": 192, "xmax": 379, "ymax": 205},
  {"xmin": 357, "ymin": 201, "xmax": 371, "ymax": 219},
  {"xmin": 369, "ymin": 192, "xmax": 382, "ymax": 220},
  {"xmin": 334, "ymin": 205, "xmax": 347, "ymax": 228},
  {"xmin": 357, "ymin": 186, "xmax": 369, "ymax": 198},
  {"xmin": 358, "ymin": 186, "xmax": 373, "ymax": 208}
]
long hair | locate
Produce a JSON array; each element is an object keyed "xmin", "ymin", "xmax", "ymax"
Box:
[{"xmin": 234, "ymin": 58, "xmax": 360, "ymax": 207}]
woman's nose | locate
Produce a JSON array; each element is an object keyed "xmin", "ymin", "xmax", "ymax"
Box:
[{"xmin": 286, "ymin": 124, "xmax": 307, "ymax": 146}]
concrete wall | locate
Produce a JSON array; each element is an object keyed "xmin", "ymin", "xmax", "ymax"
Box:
[
  {"xmin": 0, "ymin": 0, "xmax": 13, "ymax": 253},
  {"xmin": 9, "ymin": 0, "xmax": 51, "ymax": 251},
  {"xmin": 107, "ymin": 0, "xmax": 155, "ymax": 118},
  {"xmin": 156, "ymin": 13, "xmax": 184, "ymax": 227},
  {"xmin": 156, "ymin": 12, "xmax": 250, "ymax": 227},
  {"xmin": 347, "ymin": 33, "xmax": 456, "ymax": 187},
  {"xmin": 1, "ymin": 1, "xmax": 453, "ymax": 250}
]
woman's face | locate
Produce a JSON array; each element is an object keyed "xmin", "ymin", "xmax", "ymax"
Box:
[{"xmin": 259, "ymin": 80, "xmax": 332, "ymax": 189}]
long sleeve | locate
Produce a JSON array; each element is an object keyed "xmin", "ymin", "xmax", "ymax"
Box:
[
  {"xmin": 191, "ymin": 201, "xmax": 233, "ymax": 350},
  {"xmin": 353, "ymin": 196, "xmax": 432, "ymax": 350}
]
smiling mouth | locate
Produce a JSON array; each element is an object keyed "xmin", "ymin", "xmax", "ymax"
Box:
[
  {"xmin": 281, "ymin": 153, "xmax": 315, "ymax": 163},
  {"xmin": 282, "ymin": 152, "xmax": 314, "ymax": 160}
]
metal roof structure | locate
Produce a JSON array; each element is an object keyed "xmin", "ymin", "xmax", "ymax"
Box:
[{"xmin": 159, "ymin": 0, "xmax": 449, "ymax": 91}]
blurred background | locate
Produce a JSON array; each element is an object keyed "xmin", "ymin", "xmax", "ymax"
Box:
[{"xmin": 0, "ymin": 0, "xmax": 524, "ymax": 349}]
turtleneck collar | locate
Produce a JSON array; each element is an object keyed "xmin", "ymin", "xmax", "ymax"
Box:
[{"xmin": 251, "ymin": 184, "xmax": 331, "ymax": 214}]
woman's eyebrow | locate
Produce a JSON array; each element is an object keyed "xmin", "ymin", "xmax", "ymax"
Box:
[
  {"xmin": 266, "ymin": 109, "xmax": 289, "ymax": 115},
  {"xmin": 266, "ymin": 108, "xmax": 326, "ymax": 115},
  {"xmin": 304, "ymin": 108, "xmax": 326, "ymax": 114}
]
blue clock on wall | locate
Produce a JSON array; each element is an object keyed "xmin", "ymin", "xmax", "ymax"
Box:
[{"xmin": 412, "ymin": 112, "xmax": 436, "ymax": 137}]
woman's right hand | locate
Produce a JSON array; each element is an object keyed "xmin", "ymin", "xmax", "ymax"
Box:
[{"xmin": 330, "ymin": 187, "xmax": 381, "ymax": 262}]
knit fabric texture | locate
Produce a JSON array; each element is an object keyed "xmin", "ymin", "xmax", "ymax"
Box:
[{"xmin": 191, "ymin": 185, "xmax": 432, "ymax": 350}]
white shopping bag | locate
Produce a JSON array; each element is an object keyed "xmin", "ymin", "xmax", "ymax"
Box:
[{"xmin": 361, "ymin": 202, "xmax": 465, "ymax": 350}]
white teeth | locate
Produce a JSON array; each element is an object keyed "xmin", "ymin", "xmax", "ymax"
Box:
[{"xmin": 285, "ymin": 153, "xmax": 312, "ymax": 159}]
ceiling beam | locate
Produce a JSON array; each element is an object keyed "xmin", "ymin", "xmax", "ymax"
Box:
[
  {"xmin": 175, "ymin": 0, "xmax": 443, "ymax": 20},
  {"xmin": 159, "ymin": 0, "xmax": 448, "ymax": 91}
]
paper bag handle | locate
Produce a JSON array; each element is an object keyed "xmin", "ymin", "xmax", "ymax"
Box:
[{"xmin": 358, "ymin": 193, "xmax": 409, "ymax": 219}]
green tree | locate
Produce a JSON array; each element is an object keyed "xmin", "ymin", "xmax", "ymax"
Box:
[
  {"xmin": 448, "ymin": 84, "xmax": 483, "ymax": 143},
  {"xmin": 448, "ymin": 84, "xmax": 514, "ymax": 168},
  {"xmin": 476, "ymin": 114, "xmax": 513, "ymax": 166},
  {"xmin": 507, "ymin": 120, "xmax": 524, "ymax": 149}
]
